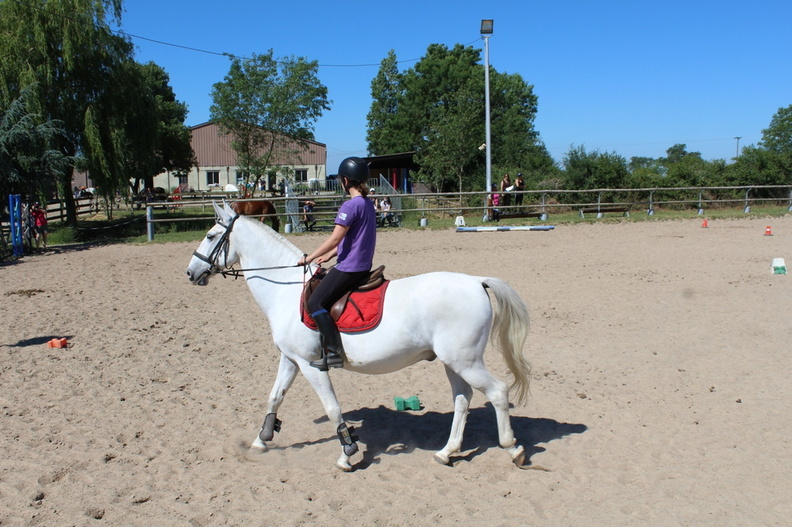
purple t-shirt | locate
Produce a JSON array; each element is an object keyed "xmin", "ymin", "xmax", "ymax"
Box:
[{"xmin": 335, "ymin": 195, "xmax": 377, "ymax": 272}]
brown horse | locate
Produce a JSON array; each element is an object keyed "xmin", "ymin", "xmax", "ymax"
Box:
[{"xmin": 230, "ymin": 200, "xmax": 280, "ymax": 232}]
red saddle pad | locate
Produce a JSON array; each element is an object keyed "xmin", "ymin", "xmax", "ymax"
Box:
[{"xmin": 302, "ymin": 281, "xmax": 390, "ymax": 333}]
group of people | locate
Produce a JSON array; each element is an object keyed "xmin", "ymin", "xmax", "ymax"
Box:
[
  {"xmin": 299, "ymin": 190, "xmax": 398, "ymax": 235},
  {"xmin": 370, "ymin": 194, "xmax": 397, "ymax": 227},
  {"xmin": 486, "ymin": 172, "xmax": 526, "ymax": 221}
]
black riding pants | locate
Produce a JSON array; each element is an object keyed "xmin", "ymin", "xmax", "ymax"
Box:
[{"xmin": 308, "ymin": 267, "xmax": 369, "ymax": 316}]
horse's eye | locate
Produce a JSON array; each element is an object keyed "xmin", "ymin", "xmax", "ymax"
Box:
[{"xmin": 207, "ymin": 234, "xmax": 216, "ymax": 241}]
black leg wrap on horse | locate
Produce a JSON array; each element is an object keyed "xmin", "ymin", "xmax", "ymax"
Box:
[
  {"xmin": 337, "ymin": 423, "xmax": 359, "ymax": 457},
  {"xmin": 259, "ymin": 413, "xmax": 282, "ymax": 442}
]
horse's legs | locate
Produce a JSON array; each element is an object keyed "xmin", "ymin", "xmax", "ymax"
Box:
[
  {"xmin": 299, "ymin": 366, "xmax": 357, "ymax": 472},
  {"xmin": 452, "ymin": 362, "xmax": 525, "ymax": 466},
  {"xmin": 250, "ymin": 354, "xmax": 298, "ymax": 450},
  {"xmin": 434, "ymin": 366, "xmax": 473, "ymax": 465}
]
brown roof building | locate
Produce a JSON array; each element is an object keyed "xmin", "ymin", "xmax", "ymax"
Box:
[{"xmin": 153, "ymin": 122, "xmax": 327, "ymax": 193}]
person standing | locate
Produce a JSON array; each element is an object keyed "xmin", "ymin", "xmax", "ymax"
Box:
[
  {"xmin": 514, "ymin": 173, "xmax": 526, "ymax": 207},
  {"xmin": 486, "ymin": 184, "xmax": 501, "ymax": 221},
  {"xmin": 500, "ymin": 173, "xmax": 512, "ymax": 207},
  {"xmin": 301, "ymin": 200, "xmax": 317, "ymax": 231},
  {"xmin": 297, "ymin": 157, "xmax": 377, "ymax": 371},
  {"xmin": 30, "ymin": 202, "xmax": 48, "ymax": 250}
]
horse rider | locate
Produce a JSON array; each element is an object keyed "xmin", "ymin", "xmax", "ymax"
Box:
[{"xmin": 297, "ymin": 157, "xmax": 377, "ymax": 370}]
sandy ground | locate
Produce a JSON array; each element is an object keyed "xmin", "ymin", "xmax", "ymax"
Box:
[{"xmin": 1, "ymin": 215, "xmax": 791, "ymax": 526}]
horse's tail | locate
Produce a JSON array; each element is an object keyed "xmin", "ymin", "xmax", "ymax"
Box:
[{"xmin": 482, "ymin": 277, "xmax": 532, "ymax": 406}]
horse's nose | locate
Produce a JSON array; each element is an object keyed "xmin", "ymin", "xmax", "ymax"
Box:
[{"xmin": 186, "ymin": 269, "xmax": 194, "ymax": 282}]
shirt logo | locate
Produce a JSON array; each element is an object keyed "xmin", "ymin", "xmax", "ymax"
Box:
[{"xmin": 338, "ymin": 212, "xmax": 348, "ymax": 221}]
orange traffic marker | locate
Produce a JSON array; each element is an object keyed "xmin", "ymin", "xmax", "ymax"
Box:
[
  {"xmin": 765, "ymin": 226, "xmax": 773, "ymax": 236},
  {"xmin": 701, "ymin": 219, "xmax": 708, "ymax": 228}
]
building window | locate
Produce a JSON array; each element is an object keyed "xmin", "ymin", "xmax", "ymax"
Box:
[
  {"xmin": 294, "ymin": 168, "xmax": 308, "ymax": 183},
  {"xmin": 236, "ymin": 171, "xmax": 248, "ymax": 187},
  {"xmin": 177, "ymin": 175, "xmax": 188, "ymax": 186},
  {"xmin": 206, "ymin": 171, "xmax": 219, "ymax": 187}
]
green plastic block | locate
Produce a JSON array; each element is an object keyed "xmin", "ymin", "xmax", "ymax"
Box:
[
  {"xmin": 394, "ymin": 397, "xmax": 406, "ymax": 411},
  {"xmin": 394, "ymin": 396, "xmax": 421, "ymax": 411}
]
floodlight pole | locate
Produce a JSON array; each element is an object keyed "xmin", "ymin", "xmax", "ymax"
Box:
[{"xmin": 481, "ymin": 20, "xmax": 493, "ymax": 199}]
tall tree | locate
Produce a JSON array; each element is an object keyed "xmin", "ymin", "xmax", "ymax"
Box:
[
  {"xmin": 367, "ymin": 50, "xmax": 404, "ymax": 156},
  {"xmin": 0, "ymin": 0, "xmax": 134, "ymax": 225},
  {"xmin": 130, "ymin": 62, "xmax": 194, "ymax": 193},
  {"xmin": 399, "ymin": 43, "xmax": 483, "ymax": 157},
  {"xmin": 366, "ymin": 43, "xmax": 546, "ymax": 191},
  {"xmin": 210, "ymin": 51, "xmax": 330, "ymax": 195},
  {"xmin": 416, "ymin": 80, "xmax": 481, "ymax": 193},
  {"xmin": 488, "ymin": 70, "xmax": 540, "ymax": 168}
]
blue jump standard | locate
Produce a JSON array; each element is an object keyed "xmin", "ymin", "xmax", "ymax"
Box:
[{"xmin": 456, "ymin": 225, "xmax": 555, "ymax": 232}]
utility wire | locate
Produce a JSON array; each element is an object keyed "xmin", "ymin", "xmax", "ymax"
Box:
[{"xmin": 114, "ymin": 29, "xmax": 427, "ymax": 68}]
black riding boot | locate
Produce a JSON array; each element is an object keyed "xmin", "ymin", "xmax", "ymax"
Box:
[{"xmin": 310, "ymin": 311, "xmax": 345, "ymax": 371}]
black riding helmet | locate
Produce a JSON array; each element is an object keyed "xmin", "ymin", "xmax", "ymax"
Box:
[{"xmin": 338, "ymin": 157, "xmax": 369, "ymax": 184}]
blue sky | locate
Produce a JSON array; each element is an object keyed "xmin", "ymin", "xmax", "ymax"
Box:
[{"xmin": 116, "ymin": 0, "xmax": 791, "ymax": 172}]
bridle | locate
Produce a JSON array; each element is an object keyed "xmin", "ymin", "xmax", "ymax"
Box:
[
  {"xmin": 192, "ymin": 213, "xmax": 309, "ymax": 281},
  {"xmin": 191, "ymin": 214, "xmax": 238, "ymax": 281}
]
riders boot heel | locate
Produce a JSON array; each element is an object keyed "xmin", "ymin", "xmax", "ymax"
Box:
[{"xmin": 310, "ymin": 311, "xmax": 345, "ymax": 371}]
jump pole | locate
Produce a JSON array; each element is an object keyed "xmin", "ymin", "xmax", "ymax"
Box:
[
  {"xmin": 456, "ymin": 225, "xmax": 555, "ymax": 232},
  {"xmin": 8, "ymin": 194, "xmax": 24, "ymax": 256}
]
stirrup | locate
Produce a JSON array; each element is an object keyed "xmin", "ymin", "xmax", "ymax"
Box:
[{"xmin": 309, "ymin": 351, "xmax": 344, "ymax": 371}]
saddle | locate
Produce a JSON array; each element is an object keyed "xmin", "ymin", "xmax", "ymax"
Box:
[{"xmin": 301, "ymin": 265, "xmax": 389, "ymax": 332}]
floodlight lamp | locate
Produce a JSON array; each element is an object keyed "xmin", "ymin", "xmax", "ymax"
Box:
[{"xmin": 480, "ymin": 19, "xmax": 494, "ymax": 35}]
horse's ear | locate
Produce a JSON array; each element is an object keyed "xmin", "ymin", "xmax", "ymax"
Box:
[
  {"xmin": 223, "ymin": 201, "xmax": 236, "ymax": 218},
  {"xmin": 213, "ymin": 201, "xmax": 229, "ymax": 222}
]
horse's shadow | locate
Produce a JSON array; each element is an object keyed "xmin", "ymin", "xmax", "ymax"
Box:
[{"xmin": 309, "ymin": 404, "xmax": 587, "ymax": 470}]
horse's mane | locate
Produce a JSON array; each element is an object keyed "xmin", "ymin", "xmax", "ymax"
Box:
[{"xmin": 234, "ymin": 214, "xmax": 304, "ymax": 265}]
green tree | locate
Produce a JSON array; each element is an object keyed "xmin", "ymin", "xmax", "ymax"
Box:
[
  {"xmin": 662, "ymin": 143, "xmax": 702, "ymax": 165},
  {"xmin": 367, "ymin": 50, "xmax": 405, "ymax": 156},
  {"xmin": 562, "ymin": 145, "xmax": 628, "ymax": 191},
  {"xmin": 416, "ymin": 80, "xmax": 481, "ymax": 193},
  {"xmin": 760, "ymin": 104, "xmax": 792, "ymax": 154},
  {"xmin": 0, "ymin": 87, "xmax": 70, "ymax": 201},
  {"xmin": 79, "ymin": 57, "xmax": 158, "ymax": 209},
  {"xmin": 210, "ymin": 51, "xmax": 330, "ymax": 195},
  {"xmin": 367, "ymin": 43, "xmax": 546, "ymax": 192},
  {"xmin": 0, "ymin": 0, "xmax": 138, "ymax": 226},
  {"xmin": 488, "ymin": 70, "xmax": 540, "ymax": 168},
  {"xmin": 728, "ymin": 145, "xmax": 790, "ymax": 187},
  {"xmin": 131, "ymin": 62, "xmax": 194, "ymax": 193}
]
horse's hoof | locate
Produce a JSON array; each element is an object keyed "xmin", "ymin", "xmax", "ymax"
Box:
[
  {"xmin": 510, "ymin": 445, "xmax": 526, "ymax": 467},
  {"xmin": 250, "ymin": 437, "xmax": 268, "ymax": 452},
  {"xmin": 335, "ymin": 459, "xmax": 353, "ymax": 472},
  {"xmin": 433, "ymin": 452, "xmax": 451, "ymax": 465}
]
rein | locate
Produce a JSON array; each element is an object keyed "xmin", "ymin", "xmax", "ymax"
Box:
[
  {"xmin": 218, "ymin": 263, "xmax": 306, "ymax": 279},
  {"xmin": 193, "ymin": 213, "xmax": 311, "ymax": 280}
]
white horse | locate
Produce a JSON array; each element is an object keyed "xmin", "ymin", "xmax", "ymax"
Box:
[{"xmin": 186, "ymin": 202, "xmax": 532, "ymax": 471}]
